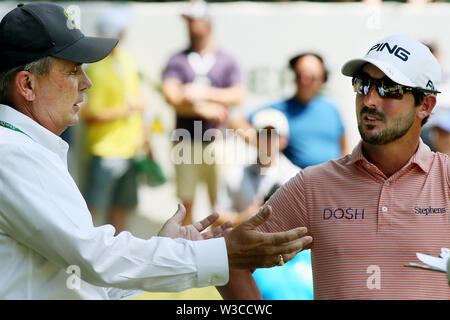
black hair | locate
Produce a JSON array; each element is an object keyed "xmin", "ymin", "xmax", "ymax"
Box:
[{"xmin": 288, "ymin": 52, "xmax": 328, "ymax": 83}]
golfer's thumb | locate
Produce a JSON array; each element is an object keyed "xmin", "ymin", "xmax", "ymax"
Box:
[{"xmin": 171, "ymin": 203, "xmax": 186, "ymax": 224}]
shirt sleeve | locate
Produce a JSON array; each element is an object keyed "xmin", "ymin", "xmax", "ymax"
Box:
[
  {"xmin": 256, "ymin": 170, "xmax": 310, "ymax": 240},
  {"xmin": 0, "ymin": 143, "xmax": 229, "ymax": 292},
  {"xmin": 223, "ymin": 55, "xmax": 243, "ymax": 86},
  {"xmin": 105, "ymin": 287, "xmax": 143, "ymax": 300},
  {"xmin": 162, "ymin": 55, "xmax": 186, "ymax": 82}
]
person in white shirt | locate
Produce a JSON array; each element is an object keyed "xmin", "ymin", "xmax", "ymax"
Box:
[
  {"xmin": 213, "ymin": 109, "xmax": 314, "ymax": 300},
  {"xmin": 214, "ymin": 109, "xmax": 300, "ymax": 227},
  {"xmin": 0, "ymin": 2, "xmax": 312, "ymax": 299}
]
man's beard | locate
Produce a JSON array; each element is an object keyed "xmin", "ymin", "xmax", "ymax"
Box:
[{"xmin": 358, "ymin": 105, "xmax": 416, "ymax": 145}]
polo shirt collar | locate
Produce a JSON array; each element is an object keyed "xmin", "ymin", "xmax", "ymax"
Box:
[
  {"xmin": 0, "ymin": 104, "xmax": 69, "ymax": 163},
  {"xmin": 410, "ymin": 139, "xmax": 434, "ymax": 173},
  {"xmin": 348, "ymin": 141, "xmax": 365, "ymax": 165},
  {"xmin": 349, "ymin": 138, "xmax": 434, "ymax": 174}
]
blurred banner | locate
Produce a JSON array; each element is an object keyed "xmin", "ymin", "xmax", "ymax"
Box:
[{"xmin": 2, "ymin": 1, "xmax": 450, "ymax": 148}]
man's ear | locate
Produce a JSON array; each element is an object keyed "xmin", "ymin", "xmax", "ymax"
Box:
[
  {"xmin": 417, "ymin": 94, "xmax": 437, "ymax": 121},
  {"xmin": 14, "ymin": 71, "xmax": 36, "ymax": 102}
]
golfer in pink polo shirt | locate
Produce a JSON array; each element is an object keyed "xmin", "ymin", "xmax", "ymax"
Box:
[{"xmin": 218, "ymin": 34, "xmax": 450, "ymax": 300}]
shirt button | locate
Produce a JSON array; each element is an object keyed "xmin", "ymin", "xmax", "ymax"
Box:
[
  {"xmin": 382, "ymin": 206, "xmax": 388, "ymax": 212},
  {"xmin": 385, "ymin": 181, "xmax": 390, "ymax": 186}
]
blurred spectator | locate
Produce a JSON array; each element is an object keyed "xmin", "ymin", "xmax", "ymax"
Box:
[
  {"xmin": 214, "ymin": 109, "xmax": 299, "ymax": 227},
  {"xmin": 162, "ymin": 0, "xmax": 245, "ymax": 225},
  {"xmin": 214, "ymin": 108, "xmax": 313, "ymax": 300},
  {"xmin": 428, "ymin": 110, "xmax": 450, "ymax": 156},
  {"xmin": 233, "ymin": 52, "xmax": 347, "ymax": 169},
  {"xmin": 81, "ymin": 8, "xmax": 148, "ymax": 235},
  {"xmin": 421, "ymin": 42, "xmax": 450, "ymax": 151}
]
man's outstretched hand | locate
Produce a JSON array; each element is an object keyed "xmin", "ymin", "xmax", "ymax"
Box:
[
  {"xmin": 224, "ymin": 205, "xmax": 312, "ymax": 269},
  {"xmin": 158, "ymin": 204, "xmax": 233, "ymax": 241},
  {"xmin": 158, "ymin": 204, "xmax": 312, "ymax": 271}
]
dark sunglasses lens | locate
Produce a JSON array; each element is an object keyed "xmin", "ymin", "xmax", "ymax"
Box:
[
  {"xmin": 353, "ymin": 76, "xmax": 405, "ymax": 99},
  {"xmin": 379, "ymin": 84, "xmax": 404, "ymax": 99},
  {"xmin": 352, "ymin": 77, "xmax": 366, "ymax": 94}
]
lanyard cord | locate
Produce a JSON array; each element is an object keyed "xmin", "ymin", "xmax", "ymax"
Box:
[{"xmin": 0, "ymin": 120, "xmax": 33, "ymax": 140}]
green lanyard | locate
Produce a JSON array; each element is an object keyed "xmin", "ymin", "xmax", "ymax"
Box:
[{"xmin": 0, "ymin": 120, "xmax": 33, "ymax": 140}]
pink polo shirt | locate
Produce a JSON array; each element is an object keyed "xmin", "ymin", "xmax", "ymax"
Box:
[{"xmin": 259, "ymin": 140, "xmax": 450, "ymax": 299}]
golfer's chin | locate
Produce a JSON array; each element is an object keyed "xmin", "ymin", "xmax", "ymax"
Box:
[{"xmin": 358, "ymin": 125, "xmax": 385, "ymax": 145}]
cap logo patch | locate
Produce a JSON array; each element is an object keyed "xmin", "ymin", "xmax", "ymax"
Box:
[
  {"xmin": 368, "ymin": 42, "xmax": 411, "ymax": 62},
  {"xmin": 426, "ymin": 80, "xmax": 436, "ymax": 91},
  {"xmin": 64, "ymin": 5, "xmax": 80, "ymax": 30}
]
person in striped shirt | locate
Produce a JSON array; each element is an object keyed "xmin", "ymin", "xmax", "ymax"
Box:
[{"xmin": 217, "ymin": 34, "xmax": 450, "ymax": 300}]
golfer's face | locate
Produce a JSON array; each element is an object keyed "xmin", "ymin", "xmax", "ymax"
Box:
[
  {"xmin": 355, "ymin": 64, "xmax": 418, "ymax": 145},
  {"xmin": 33, "ymin": 58, "xmax": 91, "ymax": 134}
]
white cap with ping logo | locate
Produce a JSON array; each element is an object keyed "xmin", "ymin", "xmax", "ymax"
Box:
[{"xmin": 341, "ymin": 34, "xmax": 441, "ymax": 94}]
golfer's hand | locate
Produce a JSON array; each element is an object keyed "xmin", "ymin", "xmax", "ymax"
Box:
[
  {"xmin": 158, "ymin": 204, "xmax": 233, "ymax": 241},
  {"xmin": 224, "ymin": 205, "xmax": 312, "ymax": 269}
]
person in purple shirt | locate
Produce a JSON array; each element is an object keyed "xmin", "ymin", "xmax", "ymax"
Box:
[{"xmin": 162, "ymin": 0, "xmax": 246, "ymax": 225}]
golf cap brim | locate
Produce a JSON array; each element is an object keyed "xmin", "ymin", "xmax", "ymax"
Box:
[
  {"xmin": 342, "ymin": 57, "xmax": 441, "ymax": 94},
  {"xmin": 342, "ymin": 57, "xmax": 418, "ymax": 87},
  {"xmin": 52, "ymin": 35, "xmax": 118, "ymax": 64}
]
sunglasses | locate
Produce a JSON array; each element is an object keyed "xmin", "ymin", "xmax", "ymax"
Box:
[{"xmin": 352, "ymin": 74, "xmax": 427, "ymax": 100}]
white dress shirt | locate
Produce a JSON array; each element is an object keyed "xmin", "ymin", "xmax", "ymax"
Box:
[{"xmin": 0, "ymin": 104, "xmax": 228, "ymax": 299}]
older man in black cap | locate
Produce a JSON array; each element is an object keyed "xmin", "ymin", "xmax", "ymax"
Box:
[{"xmin": 0, "ymin": 2, "xmax": 311, "ymax": 299}]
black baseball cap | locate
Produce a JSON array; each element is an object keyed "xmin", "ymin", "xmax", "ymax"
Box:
[{"xmin": 0, "ymin": 2, "xmax": 118, "ymax": 72}]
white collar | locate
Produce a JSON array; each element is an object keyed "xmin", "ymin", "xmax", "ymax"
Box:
[{"xmin": 0, "ymin": 104, "xmax": 69, "ymax": 163}]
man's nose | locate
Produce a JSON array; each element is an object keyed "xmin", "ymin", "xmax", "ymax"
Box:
[
  {"xmin": 297, "ymin": 73, "xmax": 314, "ymax": 85},
  {"xmin": 363, "ymin": 85, "xmax": 382, "ymax": 107},
  {"xmin": 79, "ymin": 68, "xmax": 92, "ymax": 91}
]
